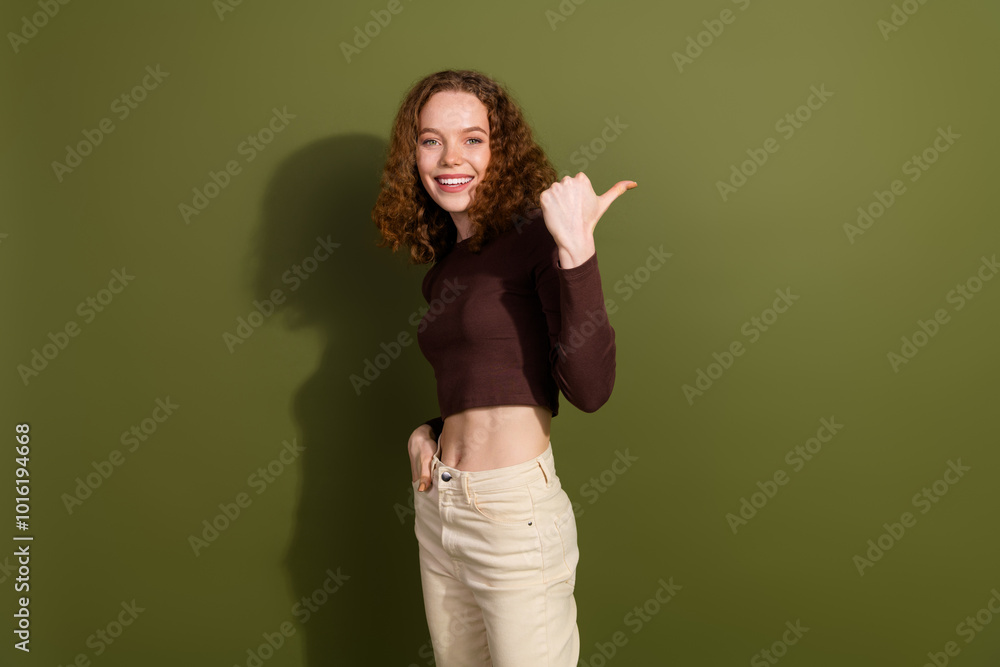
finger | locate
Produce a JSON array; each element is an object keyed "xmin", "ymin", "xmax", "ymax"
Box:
[
  {"xmin": 597, "ymin": 180, "xmax": 637, "ymax": 217},
  {"xmin": 419, "ymin": 465, "xmax": 433, "ymax": 492},
  {"xmin": 602, "ymin": 179, "xmax": 636, "ymax": 199}
]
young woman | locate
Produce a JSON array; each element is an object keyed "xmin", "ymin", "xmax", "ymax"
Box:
[{"xmin": 372, "ymin": 69, "xmax": 635, "ymax": 666}]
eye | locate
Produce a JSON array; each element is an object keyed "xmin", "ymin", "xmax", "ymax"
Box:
[
  {"xmin": 467, "ymin": 138, "xmax": 483, "ymax": 144},
  {"xmin": 420, "ymin": 139, "xmax": 440, "ymax": 146}
]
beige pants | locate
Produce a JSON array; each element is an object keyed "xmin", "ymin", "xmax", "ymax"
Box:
[{"xmin": 413, "ymin": 439, "xmax": 580, "ymax": 666}]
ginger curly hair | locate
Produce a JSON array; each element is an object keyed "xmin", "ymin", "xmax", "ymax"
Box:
[{"xmin": 372, "ymin": 69, "xmax": 557, "ymax": 264}]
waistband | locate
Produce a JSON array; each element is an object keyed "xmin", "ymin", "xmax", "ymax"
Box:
[{"xmin": 431, "ymin": 438, "xmax": 555, "ymax": 493}]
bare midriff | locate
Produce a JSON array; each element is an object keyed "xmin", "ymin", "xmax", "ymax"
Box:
[{"xmin": 438, "ymin": 404, "xmax": 552, "ymax": 471}]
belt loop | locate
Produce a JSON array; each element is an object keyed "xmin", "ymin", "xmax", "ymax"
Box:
[
  {"xmin": 538, "ymin": 460, "xmax": 549, "ymax": 487},
  {"xmin": 463, "ymin": 474, "xmax": 471, "ymax": 504}
]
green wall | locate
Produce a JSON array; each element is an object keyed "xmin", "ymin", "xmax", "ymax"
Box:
[{"xmin": 3, "ymin": 0, "xmax": 999, "ymax": 665}]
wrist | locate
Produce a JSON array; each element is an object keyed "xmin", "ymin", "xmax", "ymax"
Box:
[{"xmin": 557, "ymin": 237, "xmax": 596, "ymax": 270}]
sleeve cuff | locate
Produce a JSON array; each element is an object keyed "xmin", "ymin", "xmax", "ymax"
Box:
[{"xmin": 556, "ymin": 250, "xmax": 599, "ymax": 280}]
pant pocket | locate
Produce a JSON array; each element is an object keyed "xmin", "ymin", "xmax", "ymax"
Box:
[
  {"xmin": 532, "ymin": 486, "xmax": 578, "ymax": 585},
  {"xmin": 552, "ymin": 502, "xmax": 579, "ymax": 587},
  {"xmin": 471, "ymin": 484, "xmax": 535, "ymax": 525}
]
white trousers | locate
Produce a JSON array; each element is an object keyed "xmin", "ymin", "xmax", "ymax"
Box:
[{"xmin": 413, "ymin": 439, "xmax": 580, "ymax": 666}]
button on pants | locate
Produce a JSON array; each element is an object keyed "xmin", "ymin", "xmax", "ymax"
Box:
[{"xmin": 413, "ymin": 439, "xmax": 580, "ymax": 666}]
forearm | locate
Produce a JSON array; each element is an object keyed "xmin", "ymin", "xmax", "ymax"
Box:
[{"xmin": 551, "ymin": 251, "xmax": 616, "ymax": 412}]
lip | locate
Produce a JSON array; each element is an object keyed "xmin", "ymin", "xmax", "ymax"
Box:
[{"xmin": 433, "ymin": 174, "xmax": 474, "ymax": 193}]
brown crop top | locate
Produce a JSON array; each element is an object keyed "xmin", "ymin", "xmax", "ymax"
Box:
[{"xmin": 417, "ymin": 207, "xmax": 616, "ymax": 440}]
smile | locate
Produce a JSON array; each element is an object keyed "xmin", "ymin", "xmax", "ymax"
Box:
[{"xmin": 433, "ymin": 175, "xmax": 474, "ymax": 193}]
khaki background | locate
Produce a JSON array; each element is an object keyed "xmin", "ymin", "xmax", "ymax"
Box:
[{"xmin": 3, "ymin": 0, "xmax": 998, "ymax": 665}]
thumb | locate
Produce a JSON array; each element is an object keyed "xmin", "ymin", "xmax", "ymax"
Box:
[
  {"xmin": 418, "ymin": 470, "xmax": 432, "ymax": 493},
  {"xmin": 597, "ymin": 180, "xmax": 637, "ymax": 217}
]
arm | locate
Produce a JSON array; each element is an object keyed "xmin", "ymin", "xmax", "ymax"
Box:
[{"xmin": 534, "ymin": 225, "xmax": 616, "ymax": 412}]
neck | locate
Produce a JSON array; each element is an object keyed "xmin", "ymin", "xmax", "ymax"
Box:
[{"xmin": 450, "ymin": 211, "xmax": 474, "ymax": 242}]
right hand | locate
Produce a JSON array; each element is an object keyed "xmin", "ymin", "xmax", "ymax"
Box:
[{"xmin": 408, "ymin": 424, "xmax": 438, "ymax": 493}]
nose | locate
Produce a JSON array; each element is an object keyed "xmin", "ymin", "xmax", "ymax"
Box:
[{"xmin": 441, "ymin": 142, "xmax": 463, "ymax": 166}]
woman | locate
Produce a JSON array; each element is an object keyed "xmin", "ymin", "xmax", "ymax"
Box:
[{"xmin": 372, "ymin": 69, "xmax": 635, "ymax": 666}]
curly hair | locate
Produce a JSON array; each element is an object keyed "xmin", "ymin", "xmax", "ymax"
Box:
[{"xmin": 372, "ymin": 69, "xmax": 558, "ymax": 264}]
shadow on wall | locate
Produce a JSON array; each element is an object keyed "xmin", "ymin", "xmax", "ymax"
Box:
[{"xmin": 249, "ymin": 134, "xmax": 435, "ymax": 665}]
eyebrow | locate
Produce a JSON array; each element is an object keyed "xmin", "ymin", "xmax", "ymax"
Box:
[{"xmin": 418, "ymin": 126, "xmax": 489, "ymax": 136}]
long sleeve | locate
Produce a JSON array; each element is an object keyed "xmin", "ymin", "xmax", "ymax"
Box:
[{"xmin": 533, "ymin": 232, "xmax": 617, "ymax": 413}]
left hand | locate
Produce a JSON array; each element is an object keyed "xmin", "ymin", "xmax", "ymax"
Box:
[{"xmin": 539, "ymin": 173, "xmax": 637, "ymax": 255}]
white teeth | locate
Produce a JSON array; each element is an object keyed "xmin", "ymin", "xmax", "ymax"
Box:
[{"xmin": 438, "ymin": 177, "xmax": 472, "ymax": 185}]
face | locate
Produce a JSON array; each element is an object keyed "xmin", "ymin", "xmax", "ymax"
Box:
[{"xmin": 416, "ymin": 90, "xmax": 491, "ymax": 233}]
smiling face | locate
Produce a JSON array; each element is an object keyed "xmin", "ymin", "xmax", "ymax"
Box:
[{"xmin": 416, "ymin": 90, "xmax": 491, "ymax": 238}]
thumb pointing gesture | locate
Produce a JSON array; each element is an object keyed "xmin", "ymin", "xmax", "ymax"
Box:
[
  {"xmin": 540, "ymin": 174, "xmax": 638, "ymax": 249},
  {"xmin": 596, "ymin": 180, "xmax": 638, "ymax": 221}
]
